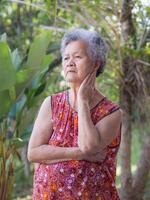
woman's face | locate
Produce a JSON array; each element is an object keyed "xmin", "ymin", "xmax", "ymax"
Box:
[{"xmin": 62, "ymin": 40, "xmax": 95, "ymax": 84}]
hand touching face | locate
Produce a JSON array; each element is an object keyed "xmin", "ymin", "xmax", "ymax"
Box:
[{"xmin": 77, "ymin": 69, "xmax": 97, "ymax": 102}]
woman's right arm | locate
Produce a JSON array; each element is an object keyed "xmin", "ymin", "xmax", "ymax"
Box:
[
  {"xmin": 27, "ymin": 96, "xmax": 106, "ymax": 164},
  {"xmin": 27, "ymin": 96, "xmax": 82, "ymax": 164}
]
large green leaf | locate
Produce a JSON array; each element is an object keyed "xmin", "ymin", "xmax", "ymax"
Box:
[
  {"xmin": 33, "ymin": 82, "xmax": 47, "ymax": 97},
  {"xmin": 26, "ymin": 31, "xmax": 51, "ymax": 68},
  {"xmin": 0, "ymin": 42, "xmax": 16, "ymax": 91},
  {"xmin": 0, "ymin": 90, "xmax": 11, "ymax": 117},
  {"xmin": 0, "ymin": 33, "xmax": 7, "ymax": 42},
  {"xmin": 15, "ymin": 67, "xmax": 40, "ymax": 97},
  {"xmin": 16, "ymin": 68, "xmax": 37, "ymax": 84},
  {"xmin": 11, "ymin": 49, "xmax": 22, "ymax": 70}
]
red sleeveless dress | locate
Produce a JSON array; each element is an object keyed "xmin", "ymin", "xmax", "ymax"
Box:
[{"xmin": 33, "ymin": 90, "xmax": 121, "ymax": 200}]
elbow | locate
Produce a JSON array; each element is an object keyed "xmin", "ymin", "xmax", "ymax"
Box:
[
  {"xmin": 27, "ymin": 149, "xmax": 35, "ymax": 162},
  {"xmin": 78, "ymin": 143, "xmax": 100, "ymax": 154},
  {"xmin": 79, "ymin": 146, "xmax": 92, "ymax": 155}
]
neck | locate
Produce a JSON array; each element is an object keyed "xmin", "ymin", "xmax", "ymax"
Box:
[
  {"xmin": 68, "ymin": 84, "xmax": 97, "ymax": 110},
  {"xmin": 69, "ymin": 86, "xmax": 80, "ymax": 109}
]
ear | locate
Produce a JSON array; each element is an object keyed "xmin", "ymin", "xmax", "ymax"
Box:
[{"xmin": 94, "ymin": 61, "xmax": 100, "ymax": 71}]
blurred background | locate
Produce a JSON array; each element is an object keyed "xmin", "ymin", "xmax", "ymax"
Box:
[{"xmin": 0, "ymin": 0, "xmax": 150, "ymax": 199}]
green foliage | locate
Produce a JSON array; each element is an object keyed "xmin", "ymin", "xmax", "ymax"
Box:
[
  {"xmin": 0, "ymin": 30, "xmax": 54, "ymax": 199},
  {"xmin": 0, "ymin": 42, "xmax": 16, "ymax": 91},
  {"xmin": 0, "ymin": 119, "xmax": 25, "ymax": 200},
  {"xmin": 27, "ymin": 32, "xmax": 51, "ymax": 68},
  {"xmin": 0, "ymin": 90, "xmax": 12, "ymax": 118}
]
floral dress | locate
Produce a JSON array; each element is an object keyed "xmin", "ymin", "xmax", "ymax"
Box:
[{"xmin": 33, "ymin": 90, "xmax": 121, "ymax": 200}]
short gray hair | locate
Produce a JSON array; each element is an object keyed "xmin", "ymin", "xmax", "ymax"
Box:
[{"xmin": 60, "ymin": 28, "xmax": 108, "ymax": 77}]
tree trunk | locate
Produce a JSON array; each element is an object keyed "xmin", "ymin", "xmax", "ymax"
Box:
[
  {"xmin": 119, "ymin": 59, "xmax": 133, "ymax": 200},
  {"xmin": 119, "ymin": 1, "xmax": 135, "ymax": 199},
  {"xmin": 132, "ymin": 134, "xmax": 150, "ymax": 200},
  {"xmin": 119, "ymin": 1, "xmax": 150, "ymax": 199}
]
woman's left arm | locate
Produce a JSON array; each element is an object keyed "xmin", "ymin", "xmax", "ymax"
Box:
[
  {"xmin": 78, "ymin": 101, "xmax": 122, "ymax": 154},
  {"xmin": 77, "ymin": 70, "xmax": 122, "ymax": 154}
]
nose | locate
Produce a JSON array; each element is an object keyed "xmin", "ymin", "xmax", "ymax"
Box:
[
  {"xmin": 67, "ymin": 57, "xmax": 75, "ymax": 67},
  {"xmin": 62, "ymin": 56, "xmax": 75, "ymax": 74}
]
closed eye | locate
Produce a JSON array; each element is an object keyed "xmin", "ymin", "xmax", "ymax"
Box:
[
  {"xmin": 64, "ymin": 57, "xmax": 69, "ymax": 60},
  {"xmin": 75, "ymin": 56, "xmax": 81, "ymax": 58}
]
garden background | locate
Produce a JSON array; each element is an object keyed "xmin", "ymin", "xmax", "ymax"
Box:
[{"xmin": 0, "ymin": 0, "xmax": 150, "ymax": 199}]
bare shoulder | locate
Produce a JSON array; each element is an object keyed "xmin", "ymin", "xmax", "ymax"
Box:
[
  {"xmin": 36, "ymin": 96, "xmax": 52, "ymax": 120},
  {"xmin": 94, "ymin": 107, "xmax": 122, "ymax": 149},
  {"xmin": 110, "ymin": 108, "xmax": 122, "ymax": 119},
  {"xmin": 114, "ymin": 108, "xmax": 123, "ymax": 120},
  {"xmin": 105, "ymin": 107, "xmax": 122, "ymax": 122},
  {"xmin": 41, "ymin": 96, "xmax": 51, "ymax": 107},
  {"xmin": 28, "ymin": 96, "xmax": 53, "ymax": 154}
]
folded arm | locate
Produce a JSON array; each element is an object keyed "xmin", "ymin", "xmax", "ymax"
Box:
[
  {"xmin": 27, "ymin": 96, "xmax": 84, "ymax": 164},
  {"xmin": 27, "ymin": 96, "xmax": 107, "ymax": 165},
  {"xmin": 78, "ymin": 100, "xmax": 122, "ymax": 154}
]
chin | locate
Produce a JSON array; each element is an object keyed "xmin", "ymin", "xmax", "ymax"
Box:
[
  {"xmin": 65, "ymin": 78, "xmax": 82, "ymax": 86},
  {"xmin": 65, "ymin": 79, "xmax": 77, "ymax": 83},
  {"xmin": 65, "ymin": 76, "xmax": 78, "ymax": 82}
]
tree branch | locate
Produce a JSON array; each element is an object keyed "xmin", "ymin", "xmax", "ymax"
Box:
[
  {"xmin": 137, "ymin": 59, "xmax": 150, "ymax": 67},
  {"xmin": 39, "ymin": 25, "xmax": 66, "ymax": 33},
  {"xmin": 10, "ymin": 0, "xmax": 48, "ymax": 13}
]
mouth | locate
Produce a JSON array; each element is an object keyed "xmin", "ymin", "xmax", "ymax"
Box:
[{"xmin": 67, "ymin": 70, "xmax": 76, "ymax": 73}]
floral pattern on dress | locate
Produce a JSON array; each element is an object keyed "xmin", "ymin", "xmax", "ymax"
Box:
[{"xmin": 33, "ymin": 90, "xmax": 121, "ymax": 200}]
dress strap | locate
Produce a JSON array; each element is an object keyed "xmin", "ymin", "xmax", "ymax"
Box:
[{"xmin": 93, "ymin": 98, "xmax": 120, "ymax": 127}]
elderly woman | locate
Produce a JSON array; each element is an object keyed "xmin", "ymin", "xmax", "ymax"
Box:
[{"xmin": 28, "ymin": 28, "xmax": 122, "ymax": 200}]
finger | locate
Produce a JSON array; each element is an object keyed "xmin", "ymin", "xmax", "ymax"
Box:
[
  {"xmin": 81, "ymin": 72, "xmax": 94, "ymax": 87},
  {"xmin": 85, "ymin": 72, "xmax": 95, "ymax": 85},
  {"xmin": 81, "ymin": 73, "xmax": 92, "ymax": 86},
  {"xmin": 86, "ymin": 72, "xmax": 96, "ymax": 86},
  {"xmin": 91, "ymin": 73, "xmax": 96, "ymax": 88},
  {"xmin": 80, "ymin": 70, "xmax": 96, "ymax": 88}
]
